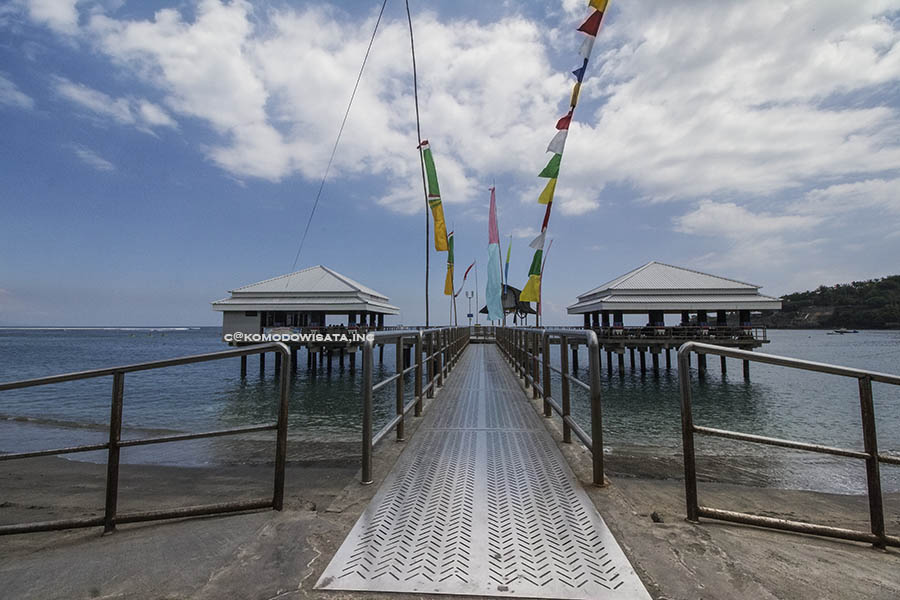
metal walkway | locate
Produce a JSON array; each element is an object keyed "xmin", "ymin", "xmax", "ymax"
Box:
[{"xmin": 316, "ymin": 345, "xmax": 650, "ymax": 599}]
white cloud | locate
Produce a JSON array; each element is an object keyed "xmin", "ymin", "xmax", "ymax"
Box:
[
  {"xmin": 69, "ymin": 144, "xmax": 115, "ymax": 171},
  {"xmin": 676, "ymin": 200, "xmax": 822, "ymax": 237},
  {"xmin": 0, "ymin": 73, "xmax": 34, "ymax": 109},
  {"xmin": 53, "ymin": 76, "xmax": 177, "ymax": 132},
  {"xmin": 23, "ymin": 0, "xmax": 80, "ymax": 34}
]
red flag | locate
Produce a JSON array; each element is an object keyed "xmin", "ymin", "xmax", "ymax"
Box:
[
  {"xmin": 454, "ymin": 261, "xmax": 477, "ymax": 297},
  {"xmin": 488, "ymin": 186, "xmax": 500, "ymax": 244},
  {"xmin": 578, "ymin": 10, "xmax": 603, "ymax": 36},
  {"xmin": 556, "ymin": 110, "xmax": 573, "ymax": 130}
]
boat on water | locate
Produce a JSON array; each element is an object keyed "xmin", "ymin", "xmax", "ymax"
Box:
[{"xmin": 829, "ymin": 328, "xmax": 859, "ymax": 334}]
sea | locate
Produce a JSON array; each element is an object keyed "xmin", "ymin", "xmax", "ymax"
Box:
[{"xmin": 1, "ymin": 327, "xmax": 898, "ymax": 494}]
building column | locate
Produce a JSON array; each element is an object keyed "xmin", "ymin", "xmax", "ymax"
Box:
[
  {"xmin": 697, "ymin": 311, "xmax": 708, "ymax": 326},
  {"xmin": 681, "ymin": 311, "xmax": 691, "ymax": 326},
  {"xmin": 613, "ymin": 311, "xmax": 623, "ymax": 327},
  {"xmin": 717, "ymin": 311, "xmax": 728, "ymax": 326},
  {"xmin": 377, "ymin": 314, "xmax": 384, "ymax": 328},
  {"xmin": 739, "ymin": 310, "xmax": 751, "ymax": 326},
  {"xmin": 602, "ymin": 311, "xmax": 610, "ymax": 327},
  {"xmin": 583, "ymin": 313, "xmax": 590, "ymax": 328},
  {"xmin": 348, "ymin": 312, "xmax": 356, "ymax": 326},
  {"xmin": 591, "ymin": 312, "xmax": 600, "ymax": 327}
]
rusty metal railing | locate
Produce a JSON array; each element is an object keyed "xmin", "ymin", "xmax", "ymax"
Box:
[
  {"xmin": 0, "ymin": 342, "xmax": 291, "ymax": 536},
  {"xmin": 495, "ymin": 327, "xmax": 605, "ymax": 486},
  {"xmin": 360, "ymin": 327, "xmax": 469, "ymax": 484},
  {"xmin": 678, "ymin": 341, "xmax": 900, "ymax": 548}
]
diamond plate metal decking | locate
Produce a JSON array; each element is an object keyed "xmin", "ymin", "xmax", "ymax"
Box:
[{"xmin": 316, "ymin": 345, "xmax": 651, "ymax": 599}]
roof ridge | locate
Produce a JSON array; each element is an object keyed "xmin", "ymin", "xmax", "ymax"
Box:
[
  {"xmin": 231, "ymin": 265, "xmax": 323, "ymax": 292},
  {"xmin": 648, "ymin": 261, "xmax": 759, "ymax": 289}
]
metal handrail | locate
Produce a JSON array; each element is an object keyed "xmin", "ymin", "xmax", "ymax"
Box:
[
  {"xmin": 0, "ymin": 342, "xmax": 291, "ymax": 536},
  {"xmin": 495, "ymin": 327, "xmax": 605, "ymax": 486},
  {"xmin": 678, "ymin": 341, "xmax": 899, "ymax": 549},
  {"xmin": 360, "ymin": 326, "xmax": 470, "ymax": 484}
]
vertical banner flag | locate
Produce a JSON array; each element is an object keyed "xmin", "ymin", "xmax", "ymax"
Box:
[
  {"xmin": 444, "ymin": 231, "xmax": 455, "ymax": 296},
  {"xmin": 486, "ymin": 187, "xmax": 504, "ymax": 320},
  {"xmin": 521, "ymin": 0, "xmax": 610, "ymax": 303},
  {"xmin": 420, "ymin": 140, "xmax": 449, "ymax": 252},
  {"xmin": 503, "ymin": 235, "xmax": 512, "ymax": 296}
]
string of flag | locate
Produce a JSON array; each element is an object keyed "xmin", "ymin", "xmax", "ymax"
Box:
[{"xmin": 520, "ymin": 0, "xmax": 609, "ymax": 303}]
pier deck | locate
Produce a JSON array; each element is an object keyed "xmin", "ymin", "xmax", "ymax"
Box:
[{"xmin": 316, "ymin": 344, "xmax": 650, "ymax": 599}]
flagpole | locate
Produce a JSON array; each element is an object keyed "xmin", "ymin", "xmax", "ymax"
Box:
[
  {"xmin": 537, "ymin": 238, "xmax": 553, "ymax": 327},
  {"xmin": 406, "ymin": 0, "xmax": 429, "ymax": 327}
]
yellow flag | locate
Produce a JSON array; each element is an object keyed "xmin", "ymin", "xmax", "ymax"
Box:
[
  {"xmin": 570, "ymin": 82, "xmax": 582, "ymax": 108},
  {"xmin": 538, "ymin": 178, "xmax": 557, "ymax": 205},
  {"xmin": 520, "ymin": 274, "xmax": 541, "ymax": 302},
  {"xmin": 444, "ymin": 265, "xmax": 454, "ymax": 295},
  {"xmin": 430, "ymin": 201, "xmax": 449, "ymax": 251},
  {"xmin": 589, "ymin": 0, "xmax": 609, "ymax": 11}
]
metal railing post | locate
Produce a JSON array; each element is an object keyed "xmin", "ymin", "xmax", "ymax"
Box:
[
  {"xmin": 437, "ymin": 330, "xmax": 444, "ymax": 387},
  {"xmin": 415, "ymin": 332, "xmax": 423, "ymax": 415},
  {"xmin": 427, "ymin": 331, "xmax": 435, "ymax": 399},
  {"xmin": 586, "ymin": 331, "xmax": 604, "ymax": 486},
  {"xmin": 542, "ymin": 332, "xmax": 552, "ymax": 417},
  {"xmin": 103, "ymin": 371, "xmax": 125, "ymax": 533},
  {"xmin": 560, "ymin": 334, "xmax": 571, "ymax": 443},
  {"xmin": 273, "ymin": 345, "xmax": 291, "ymax": 510},
  {"xmin": 532, "ymin": 331, "xmax": 540, "ymax": 399},
  {"xmin": 396, "ymin": 337, "xmax": 405, "ymax": 441},
  {"xmin": 361, "ymin": 338, "xmax": 375, "ymax": 484},
  {"xmin": 678, "ymin": 345, "xmax": 699, "ymax": 521},
  {"xmin": 858, "ymin": 375, "xmax": 886, "ymax": 548}
]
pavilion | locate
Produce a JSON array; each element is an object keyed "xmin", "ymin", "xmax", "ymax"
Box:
[
  {"xmin": 567, "ymin": 261, "xmax": 782, "ymax": 376},
  {"xmin": 212, "ymin": 266, "xmax": 399, "ymax": 375},
  {"xmin": 212, "ymin": 265, "xmax": 398, "ymax": 335}
]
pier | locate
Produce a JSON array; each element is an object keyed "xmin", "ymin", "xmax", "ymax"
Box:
[{"xmin": 2, "ymin": 326, "xmax": 898, "ymax": 600}]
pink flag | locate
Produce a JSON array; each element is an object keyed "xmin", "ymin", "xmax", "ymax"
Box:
[{"xmin": 488, "ymin": 186, "xmax": 500, "ymax": 244}]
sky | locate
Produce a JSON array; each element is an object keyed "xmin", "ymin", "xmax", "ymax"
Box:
[{"xmin": 1, "ymin": 0, "xmax": 899, "ymax": 326}]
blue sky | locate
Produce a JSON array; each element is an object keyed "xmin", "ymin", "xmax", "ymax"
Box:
[{"xmin": 1, "ymin": 0, "xmax": 899, "ymax": 326}]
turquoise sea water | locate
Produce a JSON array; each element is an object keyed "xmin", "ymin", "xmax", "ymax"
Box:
[{"xmin": 0, "ymin": 327, "xmax": 898, "ymax": 493}]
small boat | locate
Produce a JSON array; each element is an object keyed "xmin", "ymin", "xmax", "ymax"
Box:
[{"xmin": 830, "ymin": 328, "xmax": 859, "ymax": 334}]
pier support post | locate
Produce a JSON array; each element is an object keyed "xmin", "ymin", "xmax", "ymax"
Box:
[
  {"xmin": 639, "ymin": 350, "xmax": 646, "ymax": 374},
  {"xmin": 339, "ymin": 348, "xmax": 345, "ymax": 369},
  {"xmin": 652, "ymin": 351, "xmax": 659, "ymax": 375},
  {"xmin": 240, "ymin": 355, "xmax": 247, "ymax": 378},
  {"xmin": 291, "ymin": 347, "xmax": 298, "ymax": 373},
  {"xmin": 698, "ymin": 353, "xmax": 706, "ymax": 377},
  {"xmin": 327, "ymin": 349, "xmax": 333, "ymax": 372},
  {"xmin": 572, "ymin": 347, "xmax": 578, "ymax": 371},
  {"xmin": 260, "ymin": 352, "xmax": 265, "ymax": 374},
  {"xmin": 617, "ymin": 352, "xmax": 625, "ymax": 373},
  {"xmin": 274, "ymin": 351, "xmax": 281, "ymax": 375},
  {"xmin": 379, "ymin": 344, "xmax": 384, "ymax": 364},
  {"xmin": 743, "ymin": 359, "xmax": 750, "ymax": 379},
  {"xmin": 629, "ymin": 348, "xmax": 636, "ymax": 370},
  {"xmin": 349, "ymin": 350, "xmax": 356, "ymax": 371},
  {"xmin": 306, "ymin": 348, "xmax": 313, "ymax": 369},
  {"xmin": 665, "ymin": 348, "xmax": 671, "ymax": 370},
  {"xmin": 319, "ymin": 350, "xmax": 324, "ymax": 366},
  {"xmin": 720, "ymin": 355, "xmax": 727, "ymax": 375},
  {"xmin": 606, "ymin": 350, "xmax": 613, "ymax": 376}
]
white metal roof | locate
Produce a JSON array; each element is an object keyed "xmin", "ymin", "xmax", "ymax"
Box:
[
  {"xmin": 568, "ymin": 262, "xmax": 781, "ymax": 314},
  {"xmin": 212, "ymin": 265, "xmax": 399, "ymax": 314}
]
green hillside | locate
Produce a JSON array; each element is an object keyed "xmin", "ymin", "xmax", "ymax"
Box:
[{"xmin": 762, "ymin": 276, "xmax": 900, "ymax": 329}]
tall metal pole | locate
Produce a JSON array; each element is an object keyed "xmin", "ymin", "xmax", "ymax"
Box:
[
  {"xmin": 407, "ymin": 0, "xmax": 429, "ymax": 327},
  {"xmin": 474, "ymin": 260, "xmax": 479, "ymax": 325}
]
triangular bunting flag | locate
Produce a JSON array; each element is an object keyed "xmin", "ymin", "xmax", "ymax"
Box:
[
  {"xmin": 547, "ymin": 130, "xmax": 568, "ymax": 154},
  {"xmin": 538, "ymin": 178, "xmax": 557, "ymax": 205},
  {"xmin": 529, "ymin": 229, "xmax": 546, "ymax": 249},
  {"xmin": 578, "ymin": 35, "xmax": 595, "ymax": 60},
  {"xmin": 572, "ymin": 59, "xmax": 588, "ymax": 82},
  {"xmin": 519, "ymin": 249, "xmax": 543, "ymax": 302},
  {"xmin": 570, "ymin": 81, "xmax": 582, "ymax": 107},
  {"xmin": 556, "ymin": 110, "xmax": 573, "ymax": 130},
  {"xmin": 578, "ymin": 10, "xmax": 603, "ymax": 36},
  {"xmin": 539, "ymin": 153, "xmax": 562, "ymax": 178},
  {"xmin": 589, "ymin": 0, "xmax": 609, "ymax": 11}
]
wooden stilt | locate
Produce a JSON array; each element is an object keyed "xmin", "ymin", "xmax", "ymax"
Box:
[
  {"xmin": 240, "ymin": 355, "xmax": 247, "ymax": 378},
  {"xmin": 698, "ymin": 353, "xmax": 707, "ymax": 376},
  {"xmin": 720, "ymin": 355, "xmax": 727, "ymax": 375},
  {"xmin": 743, "ymin": 359, "xmax": 750, "ymax": 379},
  {"xmin": 274, "ymin": 352, "xmax": 281, "ymax": 374},
  {"xmin": 665, "ymin": 348, "xmax": 671, "ymax": 370},
  {"xmin": 639, "ymin": 350, "xmax": 646, "ymax": 374},
  {"xmin": 259, "ymin": 352, "xmax": 265, "ymax": 374},
  {"xmin": 629, "ymin": 348, "xmax": 636, "ymax": 370},
  {"xmin": 379, "ymin": 344, "xmax": 384, "ymax": 364},
  {"xmin": 617, "ymin": 352, "xmax": 625, "ymax": 373},
  {"xmin": 572, "ymin": 347, "xmax": 578, "ymax": 371},
  {"xmin": 652, "ymin": 351, "xmax": 659, "ymax": 374},
  {"xmin": 340, "ymin": 348, "xmax": 345, "ymax": 368},
  {"xmin": 327, "ymin": 349, "xmax": 333, "ymax": 372},
  {"xmin": 606, "ymin": 350, "xmax": 613, "ymax": 376},
  {"xmin": 349, "ymin": 350, "xmax": 356, "ymax": 371},
  {"xmin": 291, "ymin": 347, "xmax": 298, "ymax": 373}
]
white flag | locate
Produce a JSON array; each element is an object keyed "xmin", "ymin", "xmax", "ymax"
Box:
[
  {"xmin": 529, "ymin": 229, "xmax": 546, "ymax": 250},
  {"xmin": 547, "ymin": 130, "xmax": 568, "ymax": 154},
  {"xmin": 578, "ymin": 36, "xmax": 595, "ymax": 60}
]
